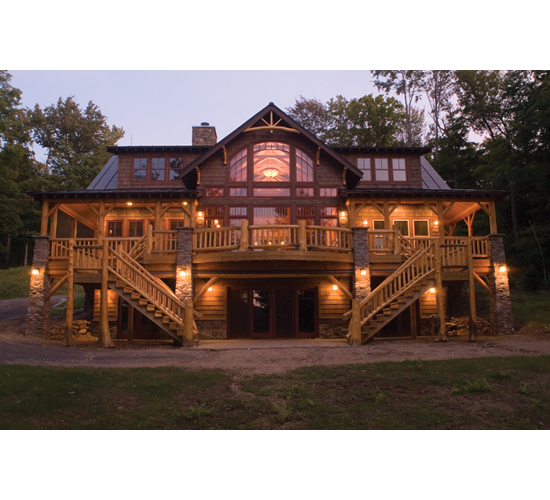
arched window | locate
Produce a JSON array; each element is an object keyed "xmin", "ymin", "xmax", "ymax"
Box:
[
  {"xmin": 229, "ymin": 148, "xmax": 247, "ymax": 182},
  {"xmin": 296, "ymin": 148, "xmax": 314, "ymax": 182},
  {"xmin": 253, "ymin": 142, "xmax": 290, "ymax": 182}
]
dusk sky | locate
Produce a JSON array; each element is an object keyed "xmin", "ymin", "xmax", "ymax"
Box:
[{"xmin": 10, "ymin": 70, "xmax": 381, "ymax": 152}]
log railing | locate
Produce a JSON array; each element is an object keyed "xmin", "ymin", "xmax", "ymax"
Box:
[
  {"xmin": 344, "ymin": 243, "xmax": 436, "ymax": 328},
  {"xmin": 50, "ymin": 238, "xmax": 96, "ymax": 259},
  {"xmin": 152, "ymin": 230, "xmax": 178, "ymax": 253},
  {"xmin": 307, "ymin": 226, "xmax": 353, "ymax": 251},
  {"xmin": 250, "ymin": 224, "xmax": 299, "ymax": 249},
  {"xmin": 471, "ymin": 237, "xmax": 489, "ymax": 257},
  {"xmin": 193, "ymin": 226, "xmax": 240, "ymax": 251}
]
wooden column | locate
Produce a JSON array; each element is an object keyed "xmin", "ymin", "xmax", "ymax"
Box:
[
  {"xmin": 348, "ymin": 299, "xmax": 362, "ymax": 346},
  {"xmin": 489, "ymin": 200, "xmax": 498, "ymax": 234},
  {"xmin": 99, "ymin": 239, "xmax": 114, "ymax": 348},
  {"xmin": 154, "ymin": 201, "xmax": 162, "ymax": 230},
  {"xmin": 183, "ymin": 300, "xmax": 194, "ymax": 347},
  {"xmin": 239, "ymin": 219, "xmax": 249, "ymax": 251},
  {"xmin": 383, "ymin": 200, "xmax": 391, "ymax": 230},
  {"xmin": 64, "ymin": 240, "xmax": 75, "ymax": 347},
  {"xmin": 40, "ymin": 200, "xmax": 49, "ymax": 236},
  {"xmin": 466, "ymin": 239, "xmax": 477, "ymax": 341},
  {"xmin": 437, "ymin": 201, "xmax": 445, "ymax": 247},
  {"xmin": 434, "ymin": 241, "xmax": 448, "ymax": 342},
  {"xmin": 298, "ymin": 220, "xmax": 307, "ymax": 251},
  {"xmin": 97, "ymin": 200, "xmax": 106, "ymax": 242},
  {"xmin": 50, "ymin": 207, "xmax": 59, "ymax": 240}
]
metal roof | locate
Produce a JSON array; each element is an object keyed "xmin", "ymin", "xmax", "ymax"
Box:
[
  {"xmin": 420, "ymin": 157, "xmax": 451, "ymax": 190},
  {"xmin": 87, "ymin": 155, "xmax": 118, "ymax": 190}
]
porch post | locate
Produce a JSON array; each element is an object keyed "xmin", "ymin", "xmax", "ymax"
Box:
[
  {"xmin": 25, "ymin": 236, "xmax": 51, "ymax": 336},
  {"xmin": 175, "ymin": 227, "xmax": 194, "ymax": 302},
  {"xmin": 487, "ymin": 234, "xmax": 514, "ymax": 335},
  {"xmin": 352, "ymin": 226, "xmax": 371, "ymax": 300}
]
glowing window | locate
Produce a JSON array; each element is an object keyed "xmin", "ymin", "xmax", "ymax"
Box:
[
  {"xmin": 253, "ymin": 207, "xmax": 290, "ymax": 225},
  {"xmin": 296, "ymin": 187, "xmax": 314, "ymax": 197},
  {"xmin": 229, "ymin": 148, "xmax": 247, "ymax": 182},
  {"xmin": 296, "ymin": 148, "xmax": 314, "ymax": 182},
  {"xmin": 253, "ymin": 143, "xmax": 290, "ymax": 182},
  {"xmin": 205, "ymin": 187, "xmax": 224, "ymax": 197}
]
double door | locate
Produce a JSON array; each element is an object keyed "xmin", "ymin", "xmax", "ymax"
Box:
[{"xmin": 228, "ymin": 287, "xmax": 317, "ymax": 339}]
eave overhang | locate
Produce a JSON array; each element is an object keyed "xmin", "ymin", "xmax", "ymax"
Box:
[
  {"xmin": 106, "ymin": 145, "xmax": 211, "ymax": 154},
  {"xmin": 28, "ymin": 189, "xmax": 199, "ymax": 202},
  {"xmin": 343, "ymin": 188, "xmax": 509, "ymax": 200}
]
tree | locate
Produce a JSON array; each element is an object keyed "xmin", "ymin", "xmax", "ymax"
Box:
[
  {"xmin": 0, "ymin": 71, "xmax": 42, "ymax": 263},
  {"xmin": 286, "ymin": 94, "xmax": 407, "ymax": 147},
  {"xmin": 371, "ymin": 70, "xmax": 426, "ymax": 146},
  {"xmin": 30, "ymin": 97, "xmax": 124, "ymax": 190}
]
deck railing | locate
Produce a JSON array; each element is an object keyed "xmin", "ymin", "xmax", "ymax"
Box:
[{"xmin": 48, "ymin": 231, "xmax": 491, "ymax": 260}]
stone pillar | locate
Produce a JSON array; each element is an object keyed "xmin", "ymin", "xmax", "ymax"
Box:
[
  {"xmin": 488, "ymin": 234, "xmax": 514, "ymax": 335},
  {"xmin": 25, "ymin": 236, "xmax": 50, "ymax": 336},
  {"xmin": 175, "ymin": 227, "xmax": 194, "ymax": 301},
  {"xmin": 352, "ymin": 227, "xmax": 371, "ymax": 300}
]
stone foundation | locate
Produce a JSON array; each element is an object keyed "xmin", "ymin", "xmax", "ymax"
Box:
[
  {"xmin": 196, "ymin": 319, "xmax": 227, "ymax": 339},
  {"xmin": 352, "ymin": 227, "xmax": 371, "ymax": 300},
  {"xmin": 25, "ymin": 236, "xmax": 50, "ymax": 336},
  {"xmin": 488, "ymin": 235, "xmax": 514, "ymax": 335},
  {"xmin": 319, "ymin": 318, "xmax": 348, "ymax": 339},
  {"xmin": 175, "ymin": 227, "xmax": 194, "ymax": 302}
]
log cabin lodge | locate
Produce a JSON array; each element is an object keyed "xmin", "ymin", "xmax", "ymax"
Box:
[{"xmin": 26, "ymin": 103, "xmax": 514, "ymax": 346}]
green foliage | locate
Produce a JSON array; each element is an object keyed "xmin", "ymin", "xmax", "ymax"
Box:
[
  {"xmin": 451, "ymin": 377, "xmax": 492, "ymax": 395},
  {"xmin": 286, "ymin": 94, "xmax": 409, "ymax": 147},
  {"xmin": 30, "ymin": 96, "xmax": 124, "ymax": 190}
]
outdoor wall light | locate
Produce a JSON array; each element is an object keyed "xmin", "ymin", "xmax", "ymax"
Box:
[
  {"xmin": 433, "ymin": 220, "xmax": 439, "ymax": 226},
  {"xmin": 363, "ymin": 220, "xmax": 368, "ymax": 226},
  {"xmin": 31, "ymin": 268, "xmax": 40, "ymax": 276},
  {"xmin": 429, "ymin": 287, "xmax": 436, "ymax": 294},
  {"xmin": 339, "ymin": 211, "xmax": 348, "ymax": 224},
  {"xmin": 127, "ymin": 201, "xmax": 133, "ymax": 206},
  {"xmin": 332, "ymin": 285, "xmax": 338, "ymax": 291},
  {"xmin": 179, "ymin": 270, "xmax": 186, "ymax": 277},
  {"xmin": 208, "ymin": 287, "xmax": 214, "ymax": 292},
  {"xmin": 183, "ymin": 201, "xmax": 188, "ymax": 205},
  {"xmin": 499, "ymin": 265, "xmax": 507, "ymax": 273},
  {"xmin": 196, "ymin": 211, "xmax": 204, "ymax": 224},
  {"xmin": 360, "ymin": 269, "xmax": 367, "ymax": 276}
]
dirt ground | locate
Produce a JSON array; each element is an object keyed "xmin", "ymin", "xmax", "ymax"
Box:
[{"xmin": 2, "ymin": 312, "xmax": 550, "ymax": 374}]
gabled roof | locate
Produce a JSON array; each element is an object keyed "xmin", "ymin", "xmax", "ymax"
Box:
[{"xmin": 180, "ymin": 102, "xmax": 364, "ymax": 185}]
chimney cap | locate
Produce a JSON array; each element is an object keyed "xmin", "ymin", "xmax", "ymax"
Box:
[{"xmin": 200, "ymin": 122, "xmax": 210, "ymax": 126}]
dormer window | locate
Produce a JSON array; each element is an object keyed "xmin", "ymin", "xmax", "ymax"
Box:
[
  {"xmin": 357, "ymin": 157, "xmax": 371, "ymax": 181},
  {"xmin": 132, "ymin": 156, "xmax": 184, "ymax": 182}
]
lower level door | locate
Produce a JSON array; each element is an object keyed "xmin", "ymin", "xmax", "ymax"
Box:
[{"xmin": 228, "ymin": 287, "xmax": 317, "ymax": 339}]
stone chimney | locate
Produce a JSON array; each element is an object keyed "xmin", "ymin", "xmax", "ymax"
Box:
[{"xmin": 192, "ymin": 122, "xmax": 217, "ymax": 146}]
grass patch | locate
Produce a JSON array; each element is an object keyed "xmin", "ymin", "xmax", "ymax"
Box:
[
  {"xmin": 0, "ymin": 267, "xmax": 83, "ymax": 300},
  {"xmin": 50, "ymin": 294, "xmax": 86, "ymax": 317},
  {"xmin": 510, "ymin": 291, "xmax": 550, "ymax": 327},
  {"xmin": 2, "ymin": 356, "xmax": 550, "ymax": 429}
]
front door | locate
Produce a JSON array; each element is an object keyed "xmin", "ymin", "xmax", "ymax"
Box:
[{"xmin": 228, "ymin": 287, "xmax": 317, "ymax": 339}]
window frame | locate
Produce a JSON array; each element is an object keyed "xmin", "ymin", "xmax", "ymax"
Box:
[
  {"xmin": 374, "ymin": 158, "xmax": 389, "ymax": 181},
  {"xmin": 391, "ymin": 158, "xmax": 407, "ymax": 182},
  {"xmin": 393, "ymin": 219, "xmax": 410, "ymax": 236},
  {"xmin": 413, "ymin": 219, "xmax": 430, "ymax": 237},
  {"xmin": 131, "ymin": 155, "xmax": 185, "ymax": 183},
  {"xmin": 357, "ymin": 157, "xmax": 372, "ymax": 182}
]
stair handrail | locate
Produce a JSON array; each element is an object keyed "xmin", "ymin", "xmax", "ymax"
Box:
[
  {"xmin": 343, "ymin": 243, "xmax": 435, "ymax": 325},
  {"xmin": 107, "ymin": 246, "xmax": 203, "ymax": 321},
  {"xmin": 127, "ymin": 233, "xmax": 148, "ymax": 259}
]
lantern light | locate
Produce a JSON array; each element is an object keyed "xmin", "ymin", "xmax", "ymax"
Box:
[
  {"xmin": 332, "ymin": 285, "xmax": 338, "ymax": 291},
  {"xmin": 499, "ymin": 265, "xmax": 507, "ymax": 273},
  {"xmin": 360, "ymin": 269, "xmax": 367, "ymax": 276},
  {"xmin": 208, "ymin": 287, "xmax": 213, "ymax": 292},
  {"xmin": 429, "ymin": 287, "xmax": 436, "ymax": 294},
  {"xmin": 31, "ymin": 269, "xmax": 40, "ymax": 276},
  {"xmin": 179, "ymin": 270, "xmax": 186, "ymax": 277}
]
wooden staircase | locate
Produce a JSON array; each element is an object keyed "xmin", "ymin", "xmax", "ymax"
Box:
[
  {"xmin": 344, "ymin": 243, "xmax": 436, "ymax": 344},
  {"xmin": 106, "ymin": 245, "xmax": 201, "ymax": 343}
]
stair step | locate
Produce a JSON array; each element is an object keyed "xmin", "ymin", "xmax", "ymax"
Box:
[
  {"xmin": 154, "ymin": 311, "xmax": 162, "ymax": 318},
  {"xmin": 162, "ymin": 317, "xmax": 170, "ymax": 324},
  {"xmin": 382, "ymin": 309, "xmax": 392, "ymax": 316},
  {"xmin": 170, "ymin": 323, "xmax": 178, "ymax": 330},
  {"xmin": 139, "ymin": 299, "xmax": 148, "ymax": 306},
  {"xmin": 124, "ymin": 287, "xmax": 134, "ymax": 294},
  {"xmin": 390, "ymin": 303, "xmax": 400, "ymax": 309},
  {"xmin": 131, "ymin": 293, "xmax": 141, "ymax": 300},
  {"xmin": 115, "ymin": 281, "xmax": 125, "ymax": 288},
  {"xmin": 147, "ymin": 305, "xmax": 155, "ymax": 312}
]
